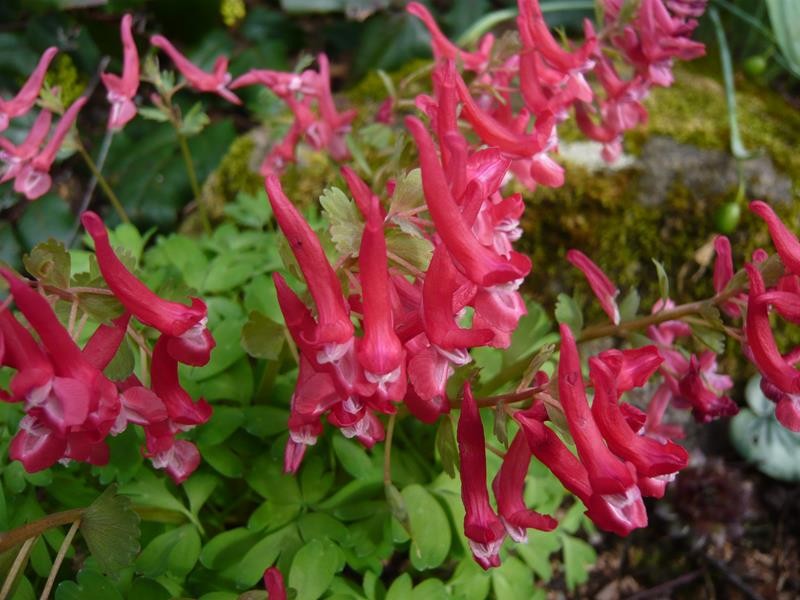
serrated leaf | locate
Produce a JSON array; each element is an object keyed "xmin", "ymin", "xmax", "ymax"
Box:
[
  {"xmin": 699, "ymin": 302, "xmax": 724, "ymax": 329},
  {"xmin": 319, "ymin": 186, "xmax": 363, "ymax": 257},
  {"xmin": 138, "ymin": 106, "xmax": 170, "ymax": 122},
  {"xmin": 179, "ymin": 102, "xmax": 210, "ymax": 137},
  {"xmin": 388, "ymin": 169, "xmax": 423, "ymax": 215},
  {"xmin": 80, "ymin": 485, "xmax": 141, "ymax": 575},
  {"xmin": 692, "ymin": 324, "xmax": 725, "ymax": 354},
  {"xmin": 241, "ymin": 311, "xmax": 285, "ymax": 360},
  {"xmin": 618, "ymin": 288, "xmax": 640, "ymax": 322},
  {"xmin": 555, "ymin": 293, "xmax": 583, "ymax": 336},
  {"xmin": 435, "ymin": 414, "xmax": 459, "ymax": 478},
  {"xmin": 23, "ymin": 239, "xmax": 71, "ymax": 288},
  {"xmin": 55, "ymin": 569, "xmax": 124, "ymax": 600},
  {"xmin": 651, "ymin": 258, "xmax": 669, "ymax": 302},
  {"xmin": 385, "ymin": 229, "xmax": 433, "ymax": 271}
]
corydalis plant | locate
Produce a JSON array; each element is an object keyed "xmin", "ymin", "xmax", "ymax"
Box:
[{"xmin": 0, "ymin": 212, "xmax": 214, "ymax": 483}]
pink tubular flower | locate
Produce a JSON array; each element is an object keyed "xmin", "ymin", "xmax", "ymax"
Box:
[
  {"xmin": 589, "ymin": 357, "xmax": 688, "ymax": 477},
  {"xmin": 677, "ymin": 353, "xmax": 738, "ymax": 422},
  {"xmin": 101, "ymin": 14, "xmax": 139, "ymax": 131},
  {"xmin": 491, "ymin": 432, "xmax": 557, "ymax": 542},
  {"xmin": 750, "ymin": 201, "xmax": 800, "ymax": 276},
  {"xmin": 15, "ymin": 96, "xmax": 88, "ymax": 201},
  {"xmin": 596, "ymin": 346, "xmax": 663, "ymax": 393},
  {"xmin": 406, "ymin": 116, "xmax": 531, "ymax": 287},
  {"xmin": 81, "ymin": 211, "xmax": 214, "ymax": 366},
  {"xmin": 515, "ymin": 408, "xmax": 647, "ymax": 536},
  {"xmin": 458, "ymin": 383, "xmax": 505, "ymax": 569},
  {"xmin": 406, "ymin": 2, "xmax": 492, "ymax": 73},
  {"xmin": 265, "ymin": 175, "xmax": 354, "ymax": 347},
  {"xmin": 745, "ymin": 264, "xmax": 800, "ymax": 394},
  {"xmin": 0, "ymin": 109, "xmax": 52, "ymax": 183},
  {"xmin": 264, "ymin": 567, "xmax": 287, "ymax": 600},
  {"xmin": 151, "ymin": 336, "xmax": 212, "ymax": 427},
  {"xmin": 150, "ymin": 35, "xmax": 240, "ymax": 105},
  {"xmin": 558, "ymin": 323, "xmax": 635, "ymax": 495},
  {"xmin": 566, "ymin": 249, "xmax": 620, "ymax": 325},
  {"xmin": 0, "ymin": 47, "xmax": 58, "ymax": 132},
  {"xmin": 357, "ymin": 198, "xmax": 406, "ymax": 401},
  {"xmin": 0, "ymin": 269, "xmax": 119, "ymax": 464}
]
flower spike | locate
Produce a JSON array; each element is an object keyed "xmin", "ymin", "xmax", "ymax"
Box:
[{"xmin": 265, "ymin": 175, "xmax": 354, "ymax": 347}]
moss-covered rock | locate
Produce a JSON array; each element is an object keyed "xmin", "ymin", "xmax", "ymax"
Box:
[{"xmin": 519, "ymin": 62, "xmax": 800, "ymax": 315}]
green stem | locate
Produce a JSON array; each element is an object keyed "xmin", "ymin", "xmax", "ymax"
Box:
[
  {"xmin": 176, "ymin": 130, "xmax": 211, "ymax": 235},
  {"xmin": 78, "ymin": 146, "xmax": 130, "ymax": 224},
  {"xmin": 0, "ymin": 537, "xmax": 36, "ymax": 600},
  {"xmin": 39, "ymin": 519, "xmax": 80, "ymax": 600},
  {"xmin": 383, "ymin": 413, "xmax": 396, "ymax": 487}
]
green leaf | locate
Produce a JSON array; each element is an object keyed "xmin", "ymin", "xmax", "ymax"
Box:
[
  {"xmin": 138, "ymin": 106, "xmax": 170, "ymax": 122},
  {"xmin": 385, "ymin": 230, "xmax": 433, "ymax": 272},
  {"xmin": 288, "ymin": 538, "xmax": 344, "ymax": 600},
  {"xmin": 102, "ymin": 337, "xmax": 135, "ymax": 381},
  {"xmin": 23, "ymin": 238, "xmax": 71, "ymax": 287},
  {"xmin": 385, "ymin": 574, "xmax": 413, "ymax": 600},
  {"xmin": 202, "ymin": 251, "xmax": 266, "ymax": 293},
  {"xmin": 242, "ymin": 406, "xmax": 290, "ymax": 438},
  {"xmin": 618, "ymin": 288, "xmax": 640, "ymax": 322},
  {"xmin": 767, "ymin": 0, "xmax": 800, "ymax": 77},
  {"xmin": 491, "ymin": 556, "xmax": 534, "ymax": 600},
  {"xmin": 402, "ymin": 484, "xmax": 451, "ymax": 570},
  {"xmin": 494, "ymin": 401, "xmax": 508, "ymax": 447},
  {"xmin": 241, "ymin": 311, "xmax": 285, "ymax": 360},
  {"xmin": 200, "ymin": 527, "xmax": 264, "ymax": 571},
  {"xmin": 320, "ymin": 186, "xmax": 363, "ymax": 257},
  {"xmin": 516, "ymin": 530, "xmax": 562, "ymax": 581},
  {"xmin": 555, "ymin": 293, "xmax": 583, "ymax": 336},
  {"xmin": 136, "ymin": 523, "xmax": 201, "ymax": 578},
  {"xmin": 55, "ymin": 569, "xmax": 124, "ymax": 600},
  {"xmin": 119, "ymin": 471, "xmax": 196, "ymax": 527},
  {"xmin": 231, "ymin": 526, "xmax": 294, "ymax": 588},
  {"xmin": 196, "ymin": 407, "xmax": 245, "ymax": 446},
  {"xmin": 224, "ymin": 190, "xmax": 272, "ymax": 229},
  {"xmin": 448, "ymin": 558, "xmax": 492, "ymax": 600},
  {"xmin": 200, "ymin": 443, "xmax": 244, "ymax": 478},
  {"xmin": 651, "ymin": 258, "xmax": 670, "ymax": 303},
  {"xmin": 730, "ymin": 375, "xmax": 800, "ymax": 482},
  {"xmin": 183, "ymin": 472, "xmax": 218, "ymax": 518},
  {"xmin": 561, "ymin": 533, "xmax": 597, "ymax": 591},
  {"xmin": 691, "ymin": 324, "xmax": 726, "ymax": 354},
  {"xmin": 435, "ymin": 414, "xmax": 459, "ymax": 478},
  {"xmin": 179, "ymin": 102, "xmax": 211, "ymax": 137},
  {"xmin": 332, "ymin": 436, "xmax": 379, "ymax": 479},
  {"xmin": 80, "ymin": 485, "xmax": 141, "ymax": 575}
]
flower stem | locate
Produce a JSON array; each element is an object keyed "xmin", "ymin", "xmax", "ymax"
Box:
[
  {"xmin": 39, "ymin": 519, "xmax": 80, "ymax": 600},
  {"xmin": 78, "ymin": 145, "xmax": 130, "ymax": 224},
  {"xmin": 0, "ymin": 508, "xmax": 84, "ymax": 555},
  {"xmin": 176, "ymin": 130, "xmax": 211, "ymax": 235}
]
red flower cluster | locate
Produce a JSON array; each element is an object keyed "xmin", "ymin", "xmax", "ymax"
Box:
[
  {"xmin": 458, "ymin": 324, "xmax": 689, "ymax": 568},
  {"xmin": 743, "ymin": 202, "xmax": 800, "ymax": 431},
  {"xmin": 0, "ymin": 212, "xmax": 214, "ymax": 483},
  {"xmin": 232, "ymin": 54, "xmax": 357, "ymax": 176}
]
